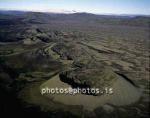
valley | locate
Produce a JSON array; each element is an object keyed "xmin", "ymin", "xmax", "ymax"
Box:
[{"xmin": 0, "ymin": 11, "xmax": 149, "ymax": 118}]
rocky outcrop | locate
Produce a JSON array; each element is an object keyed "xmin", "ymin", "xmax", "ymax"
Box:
[
  {"xmin": 60, "ymin": 62, "xmax": 119, "ymax": 95},
  {"xmin": 52, "ymin": 42, "xmax": 91, "ymax": 60}
]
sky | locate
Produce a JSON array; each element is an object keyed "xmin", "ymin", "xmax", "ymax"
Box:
[{"xmin": 0, "ymin": 0, "xmax": 150, "ymax": 15}]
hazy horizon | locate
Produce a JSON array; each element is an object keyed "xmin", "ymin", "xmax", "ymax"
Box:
[{"xmin": 0, "ymin": 0, "xmax": 150, "ymax": 15}]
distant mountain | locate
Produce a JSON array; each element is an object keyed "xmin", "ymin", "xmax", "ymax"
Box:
[
  {"xmin": 0, "ymin": 10, "xmax": 27, "ymax": 15},
  {"xmin": 0, "ymin": 10, "xmax": 149, "ymax": 27}
]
